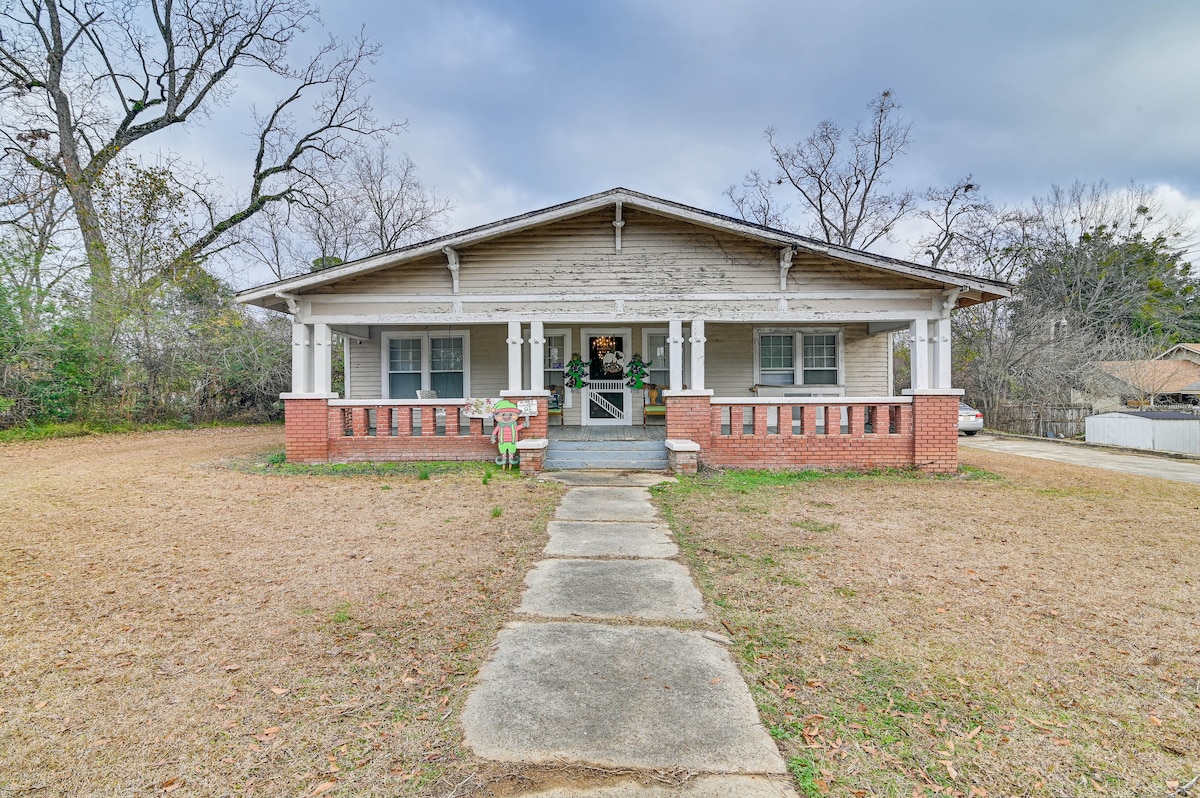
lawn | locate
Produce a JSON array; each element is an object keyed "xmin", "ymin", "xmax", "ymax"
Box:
[
  {"xmin": 4, "ymin": 429, "xmax": 1196, "ymax": 797},
  {"xmin": 0, "ymin": 427, "xmax": 562, "ymax": 796},
  {"xmin": 653, "ymin": 449, "xmax": 1200, "ymax": 797}
]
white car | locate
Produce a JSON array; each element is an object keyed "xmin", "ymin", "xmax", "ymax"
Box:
[{"xmin": 958, "ymin": 402, "xmax": 984, "ymax": 435}]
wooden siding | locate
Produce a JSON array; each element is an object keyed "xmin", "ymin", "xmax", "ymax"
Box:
[
  {"xmin": 705, "ymin": 323, "xmax": 889, "ymax": 397},
  {"xmin": 317, "ymin": 207, "xmax": 920, "ymax": 299}
]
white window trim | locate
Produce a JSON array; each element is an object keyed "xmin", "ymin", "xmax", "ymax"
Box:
[
  {"xmin": 380, "ymin": 329, "xmax": 472, "ymax": 399},
  {"xmin": 753, "ymin": 327, "xmax": 844, "ymax": 388},
  {"xmin": 641, "ymin": 327, "xmax": 689, "ymax": 389},
  {"xmin": 542, "ymin": 328, "xmax": 572, "ymax": 408}
]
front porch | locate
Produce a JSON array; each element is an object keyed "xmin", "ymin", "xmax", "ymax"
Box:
[{"xmin": 283, "ymin": 390, "xmax": 960, "ymax": 475}]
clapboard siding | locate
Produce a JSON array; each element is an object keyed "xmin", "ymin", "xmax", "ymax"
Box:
[
  {"xmin": 843, "ymin": 326, "xmax": 889, "ymax": 395},
  {"xmin": 705, "ymin": 323, "xmax": 889, "ymax": 398},
  {"xmin": 344, "ymin": 321, "xmax": 889, "ymax": 400},
  {"xmin": 320, "ymin": 208, "xmax": 918, "ymax": 297},
  {"xmin": 346, "ymin": 337, "xmax": 381, "ymax": 399}
]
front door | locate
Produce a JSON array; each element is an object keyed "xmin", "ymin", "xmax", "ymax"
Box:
[{"xmin": 582, "ymin": 331, "xmax": 630, "ymax": 426}]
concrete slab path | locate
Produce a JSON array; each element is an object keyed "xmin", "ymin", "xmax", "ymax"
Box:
[
  {"xmin": 961, "ymin": 434, "xmax": 1200, "ymax": 485},
  {"xmin": 462, "ymin": 473, "xmax": 797, "ymax": 796}
]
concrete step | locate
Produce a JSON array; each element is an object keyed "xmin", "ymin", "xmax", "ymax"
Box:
[{"xmin": 545, "ymin": 440, "xmax": 668, "ymax": 470}]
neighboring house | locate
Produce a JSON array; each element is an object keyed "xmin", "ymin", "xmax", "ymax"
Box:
[
  {"xmin": 235, "ymin": 188, "xmax": 1010, "ymax": 474},
  {"xmin": 1158, "ymin": 342, "xmax": 1200, "ymax": 367},
  {"xmin": 1096, "ymin": 357, "xmax": 1200, "ymax": 409}
]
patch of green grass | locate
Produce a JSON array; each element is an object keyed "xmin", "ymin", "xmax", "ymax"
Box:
[
  {"xmin": 832, "ymin": 586, "xmax": 857, "ymax": 598},
  {"xmin": 0, "ymin": 418, "xmax": 264, "ymax": 443},
  {"xmin": 786, "ymin": 756, "xmax": 824, "ymax": 797},
  {"xmin": 237, "ymin": 457, "xmax": 507, "ymax": 479},
  {"xmin": 482, "ymin": 467, "xmax": 493, "ymax": 485},
  {"xmin": 792, "ymin": 519, "xmax": 840, "ymax": 533},
  {"xmin": 379, "ymin": 484, "xmax": 392, "ymax": 490},
  {"xmin": 490, "ymin": 505, "xmax": 503, "ymax": 518},
  {"xmin": 331, "ymin": 603, "xmax": 352, "ymax": 624},
  {"xmin": 958, "ymin": 463, "xmax": 1003, "ymax": 480}
]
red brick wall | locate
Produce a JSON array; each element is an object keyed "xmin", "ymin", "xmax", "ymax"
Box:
[
  {"xmin": 666, "ymin": 395, "xmax": 713, "ymax": 447},
  {"xmin": 284, "ymin": 398, "xmax": 332, "ymax": 463},
  {"xmin": 910, "ymin": 393, "xmax": 959, "ymax": 474},
  {"xmin": 286, "ymin": 396, "xmax": 551, "ymax": 466},
  {"xmin": 663, "ymin": 394, "xmax": 965, "ymax": 473}
]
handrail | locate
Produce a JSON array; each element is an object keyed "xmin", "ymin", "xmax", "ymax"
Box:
[{"xmin": 714, "ymin": 395, "xmax": 911, "ymax": 405}]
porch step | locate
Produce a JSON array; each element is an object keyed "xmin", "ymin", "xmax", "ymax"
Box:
[{"xmin": 544, "ymin": 439, "xmax": 669, "ymax": 471}]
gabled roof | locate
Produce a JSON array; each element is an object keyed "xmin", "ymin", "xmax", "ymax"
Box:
[
  {"xmin": 1157, "ymin": 343, "xmax": 1200, "ymax": 359},
  {"xmin": 1099, "ymin": 359, "xmax": 1200, "ymax": 394},
  {"xmin": 235, "ymin": 187, "xmax": 1013, "ymax": 309}
]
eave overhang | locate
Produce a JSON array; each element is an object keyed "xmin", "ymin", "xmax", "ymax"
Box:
[{"xmin": 235, "ymin": 187, "xmax": 1013, "ymax": 313}]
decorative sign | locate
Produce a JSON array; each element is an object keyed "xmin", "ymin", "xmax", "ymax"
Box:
[{"xmin": 462, "ymin": 397, "xmax": 539, "ymax": 418}]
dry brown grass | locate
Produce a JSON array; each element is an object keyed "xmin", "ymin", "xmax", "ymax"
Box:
[
  {"xmin": 0, "ymin": 427, "xmax": 562, "ymax": 796},
  {"xmin": 654, "ymin": 450, "xmax": 1200, "ymax": 797}
]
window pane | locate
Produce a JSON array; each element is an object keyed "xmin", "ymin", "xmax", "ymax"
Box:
[
  {"xmin": 430, "ymin": 371, "xmax": 464, "ymax": 398},
  {"xmin": 430, "ymin": 337, "xmax": 463, "ymax": 371},
  {"xmin": 388, "ymin": 338, "xmax": 421, "ymax": 372},
  {"xmin": 389, "ymin": 372, "xmax": 422, "ymax": 398},
  {"xmin": 760, "ymin": 335, "xmax": 794, "ymax": 370},
  {"xmin": 758, "ymin": 370, "xmax": 795, "ymax": 386},
  {"xmin": 802, "ymin": 334, "xmax": 837, "ymax": 368},
  {"xmin": 803, "ymin": 369, "xmax": 838, "ymax": 385},
  {"xmin": 545, "ymin": 335, "xmax": 566, "ymax": 369}
]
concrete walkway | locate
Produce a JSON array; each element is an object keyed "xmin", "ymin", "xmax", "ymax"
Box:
[
  {"xmin": 462, "ymin": 472, "xmax": 798, "ymax": 797},
  {"xmin": 960, "ymin": 434, "xmax": 1200, "ymax": 485}
]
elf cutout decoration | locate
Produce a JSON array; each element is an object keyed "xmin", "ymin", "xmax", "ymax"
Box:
[{"xmin": 490, "ymin": 400, "xmax": 527, "ymax": 469}]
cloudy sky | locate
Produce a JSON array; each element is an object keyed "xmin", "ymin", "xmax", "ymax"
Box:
[{"xmin": 162, "ymin": 0, "xmax": 1200, "ymax": 282}]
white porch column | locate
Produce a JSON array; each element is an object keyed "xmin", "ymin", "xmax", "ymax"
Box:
[
  {"xmin": 291, "ymin": 322, "xmax": 313, "ymax": 394},
  {"xmin": 668, "ymin": 320, "xmax": 684, "ymax": 391},
  {"xmin": 312, "ymin": 323, "xmax": 333, "ymax": 395},
  {"xmin": 528, "ymin": 321, "xmax": 546, "ymax": 392},
  {"xmin": 932, "ymin": 317, "xmax": 952, "ymax": 390},
  {"xmin": 910, "ymin": 319, "xmax": 930, "ymax": 391},
  {"xmin": 688, "ymin": 318, "xmax": 706, "ymax": 391},
  {"xmin": 506, "ymin": 321, "xmax": 524, "ymax": 392}
]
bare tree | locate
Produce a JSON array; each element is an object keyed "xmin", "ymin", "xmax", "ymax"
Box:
[
  {"xmin": 242, "ymin": 144, "xmax": 452, "ymax": 278},
  {"xmin": 0, "ymin": 0, "xmax": 395, "ymax": 318},
  {"xmin": 728, "ymin": 90, "xmax": 916, "ymax": 248},
  {"xmin": 910, "ymin": 177, "xmax": 991, "ymax": 268}
]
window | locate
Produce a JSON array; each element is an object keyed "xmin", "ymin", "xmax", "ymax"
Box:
[
  {"xmin": 382, "ymin": 331, "xmax": 470, "ymax": 398},
  {"xmin": 756, "ymin": 329, "xmax": 841, "ymax": 387},
  {"xmin": 642, "ymin": 328, "xmax": 688, "ymax": 389},
  {"xmin": 802, "ymin": 333, "xmax": 838, "ymax": 385},
  {"xmin": 542, "ymin": 330, "xmax": 571, "ymax": 408},
  {"xmin": 430, "ymin": 337, "xmax": 464, "ymax": 397}
]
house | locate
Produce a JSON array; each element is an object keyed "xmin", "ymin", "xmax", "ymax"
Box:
[
  {"xmin": 1095, "ymin": 354, "xmax": 1200, "ymax": 409},
  {"xmin": 1158, "ymin": 343, "xmax": 1200, "ymax": 367},
  {"xmin": 234, "ymin": 188, "xmax": 1010, "ymax": 474}
]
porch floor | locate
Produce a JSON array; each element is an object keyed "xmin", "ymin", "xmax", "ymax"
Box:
[{"xmin": 548, "ymin": 426, "xmax": 667, "ymax": 442}]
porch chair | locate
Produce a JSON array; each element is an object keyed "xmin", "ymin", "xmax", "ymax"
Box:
[
  {"xmin": 415, "ymin": 390, "xmax": 448, "ymax": 423},
  {"xmin": 547, "ymin": 385, "xmax": 564, "ymax": 426},
  {"xmin": 642, "ymin": 384, "xmax": 666, "ymax": 428}
]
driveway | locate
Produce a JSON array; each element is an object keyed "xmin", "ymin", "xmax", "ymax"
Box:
[{"xmin": 960, "ymin": 434, "xmax": 1200, "ymax": 485}]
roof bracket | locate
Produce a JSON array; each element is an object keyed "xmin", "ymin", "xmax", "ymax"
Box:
[
  {"xmin": 613, "ymin": 200, "xmax": 625, "ymax": 253},
  {"xmin": 442, "ymin": 246, "xmax": 461, "ymax": 294},
  {"xmin": 779, "ymin": 246, "xmax": 795, "ymax": 291},
  {"xmin": 274, "ymin": 292, "xmax": 301, "ymax": 316},
  {"xmin": 941, "ymin": 288, "xmax": 964, "ymax": 314}
]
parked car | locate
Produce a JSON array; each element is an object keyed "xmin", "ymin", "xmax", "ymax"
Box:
[{"xmin": 958, "ymin": 402, "xmax": 984, "ymax": 435}]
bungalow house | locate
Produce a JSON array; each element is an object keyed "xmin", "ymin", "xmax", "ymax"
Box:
[{"xmin": 235, "ymin": 188, "xmax": 1010, "ymax": 474}]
